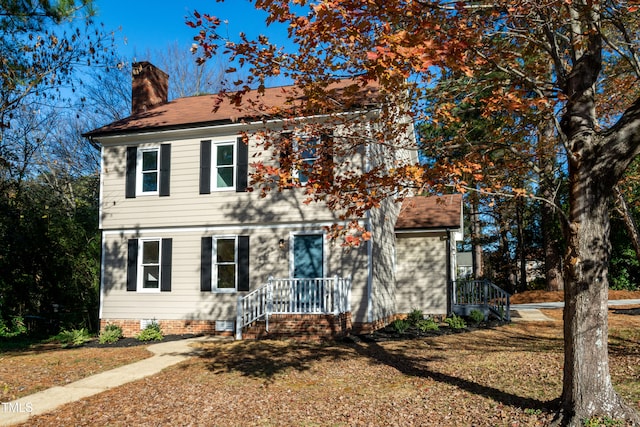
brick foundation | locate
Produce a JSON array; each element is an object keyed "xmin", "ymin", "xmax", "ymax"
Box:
[
  {"xmin": 100, "ymin": 319, "xmax": 231, "ymax": 338},
  {"xmin": 101, "ymin": 311, "xmax": 444, "ymax": 340}
]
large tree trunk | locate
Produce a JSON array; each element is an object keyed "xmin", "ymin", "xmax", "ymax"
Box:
[{"xmin": 558, "ymin": 143, "xmax": 640, "ymax": 426}]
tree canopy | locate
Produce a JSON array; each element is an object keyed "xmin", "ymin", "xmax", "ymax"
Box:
[{"xmin": 191, "ymin": 1, "xmax": 640, "ymax": 424}]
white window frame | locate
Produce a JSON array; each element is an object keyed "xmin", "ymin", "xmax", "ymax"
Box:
[
  {"xmin": 212, "ymin": 235, "xmax": 238, "ymax": 292},
  {"xmin": 137, "ymin": 238, "xmax": 162, "ymax": 293},
  {"xmin": 211, "ymin": 140, "xmax": 236, "ymax": 191},
  {"xmin": 291, "ymin": 135, "xmax": 320, "ymax": 185},
  {"xmin": 136, "ymin": 146, "xmax": 160, "ymax": 196}
]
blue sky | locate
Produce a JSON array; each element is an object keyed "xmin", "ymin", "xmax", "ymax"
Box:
[{"xmin": 94, "ymin": 1, "xmax": 290, "ymax": 62}]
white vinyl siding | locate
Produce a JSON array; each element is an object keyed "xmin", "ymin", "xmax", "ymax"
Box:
[
  {"xmin": 100, "ymin": 226, "xmax": 369, "ymax": 322},
  {"xmin": 99, "ymin": 131, "xmax": 362, "ymax": 231},
  {"xmin": 395, "ymin": 233, "xmax": 448, "ymax": 315}
]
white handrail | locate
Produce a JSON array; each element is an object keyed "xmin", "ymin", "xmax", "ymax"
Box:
[
  {"xmin": 236, "ymin": 276, "xmax": 351, "ymax": 339},
  {"xmin": 452, "ymin": 280, "xmax": 511, "ymax": 321}
]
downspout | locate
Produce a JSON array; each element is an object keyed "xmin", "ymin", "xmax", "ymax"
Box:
[
  {"xmin": 366, "ymin": 219, "xmax": 373, "ymax": 323},
  {"xmin": 365, "ymin": 123, "xmax": 373, "ymax": 324},
  {"xmin": 97, "ymin": 139, "xmax": 105, "ymax": 327},
  {"xmin": 445, "ymin": 228, "xmax": 452, "ymax": 316}
]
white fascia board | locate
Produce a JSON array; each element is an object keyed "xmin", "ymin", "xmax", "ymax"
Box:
[
  {"xmin": 101, "ymin": 219, "xmax": 369, "ymax": 236},
  {"xmin": 91, "ymin": 110, "xmax": 380, "ymax": 146}
]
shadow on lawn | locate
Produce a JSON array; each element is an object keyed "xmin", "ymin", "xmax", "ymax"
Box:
[
  {"xmin": 349, "ymin": 338, "xmax": 558, "ymax": 412},
  {"xmin": 195, "ymin": 335, "xmax": 558, "ymax": 413},
  {"xmin": 197, "ymin": 340, "xmax": 366, "ymax": 383},
  {"xmin": 611, "ymin": 307, "xmax": 640, "ymax": 316}
]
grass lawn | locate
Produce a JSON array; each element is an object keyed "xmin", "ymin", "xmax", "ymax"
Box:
[{"xmin": 8, "ymin": 298, "xmax": 640, "ymax": 426}]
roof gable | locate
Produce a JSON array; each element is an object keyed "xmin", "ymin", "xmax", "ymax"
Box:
[{"xmin": 395, "ymin": 194, "xmax": 463, "ymax": 230}]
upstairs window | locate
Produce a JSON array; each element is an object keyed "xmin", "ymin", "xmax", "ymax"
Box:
[
  {"xmin": 214, "ymin": 142, "xmax": 235, "ymax": 189},
  {"xmin": 200, "ymin": 137, "xmax": 248, "ymax": 194},
  {"xmin": 139, "ymin": 148, "xmax": 159, "ymax": 194},
  {"xmin": 125, "ymin": 144, "xmax": 171, "ymax": 198},
  {"xmin": 279, "ymin": 133, "xmax": 333, "ymax": 187},
  {"xmin": 295, "ymin": 141, "xmax": 320, "ymax": 185}
]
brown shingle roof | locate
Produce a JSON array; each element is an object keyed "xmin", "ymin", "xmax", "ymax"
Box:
[
  {"xmin": 395, "ymin": 194, "xmax": 463, "ymax": 230},
  {"xmin": 85, "ymin": 79, "xmax": 380, "ymax": 137}
]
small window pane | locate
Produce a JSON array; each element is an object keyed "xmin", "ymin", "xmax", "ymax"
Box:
[
  {"xmin": 217, "ymin": 239, "xmax": 235, "ymax": 263},
  {"xmin": 142, "ymin": 151, "xmax": 158, "ymax": 171},
  {"xmin": 217, "ymin": 145, "xmax": 234, "ymax": 166},
  {"xmin": 142, "ymin": 241, "xmax": 160, "ymax": 263},
  {"xmin": 217, "ymin": 265, "xmax": 236, "ymax": 288},
  {"xmin": 143, "ymin": 266, "xmax": 159, "ymax": 288},
  {"xmin": 217, "ymin": 167, "xmax": 233, "ymax": 187},
  {"xmin": 142, "ymin": 172, "xmax": 158, "ymax": 192}
]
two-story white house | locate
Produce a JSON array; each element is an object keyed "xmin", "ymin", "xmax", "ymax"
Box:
[{"xmin": 85, "ymin": 62, "xmax": 463, "ymax": 339}]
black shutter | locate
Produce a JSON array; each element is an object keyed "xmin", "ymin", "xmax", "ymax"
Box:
[
  {"xmin": 199, "ymin": 140, "xmax": 211, "ymax": 194},
  {"xmin": 279, "ymin": 133, "xmax": 293, "ymax": 188},
  {"xmin": 200, "ymin": 237, "xmax": 212, "ymax": 291},
  {"xmin": 126, "ymin": 239, "xmax": 138, "ymax": 291},
  {"xmin": 321, "ymin": 133, "xmax": 334, "ymax": 184},
  {"xmin": 125, "ymin": 147, "xmax": 137, "ymax": 198},
  {"xmin": 237, "ymin": 236, "xmax": 250, "ymax": 292},
  {"xmin": 160, "ymin": 238, "xmax": 172, "ymax": 292},
  {"xmin": 159, "ymin": 144, "xmax": 171, "ymax": 197},
  {"xmin": 236, "ymin": 137, "xmax": 248, "ymax": 192}
]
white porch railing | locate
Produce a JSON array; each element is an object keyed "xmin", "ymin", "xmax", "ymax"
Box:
[
  {"xmin": 236, "ymin": 276, "xmax": 352, "ymax": 340},
  {"xmin": 452, "ymin": 279, "xmax": 511, "ymax": 321}
]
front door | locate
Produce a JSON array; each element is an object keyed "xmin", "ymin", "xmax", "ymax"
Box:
[{"xmin": 292, "ymin": 234, "xmax": 324, "ymax": 311}]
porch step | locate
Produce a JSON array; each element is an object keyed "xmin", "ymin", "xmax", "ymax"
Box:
[{"xmin": 241, "ymin": 313, "xmax": 352, "ymax": 341}]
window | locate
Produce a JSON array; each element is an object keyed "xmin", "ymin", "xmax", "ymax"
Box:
[
  {"xmin": 279, "ymin": 133, "xmax": 333, "ymax": 186},
  {"xmin": 140, "ymin": 240, "xmax": 160, "ymax": 289},
  {"xmin": 201, "ymin": 235, "xmax": 250, "ymax": 292},
  {"xmin": 139, "ymin": 148, "xmax": 159, "ymax": 193},
  {"xmin": 295, "ymin": 143, "xmax": 319, "ymax": 185},
  {"xmin": 126, "ymin": 144, "xmax": 171, "ymax": 198},
  {"xmin": 200, "ymin": 138, "xmax": 248, "ymax": 194},
  {"xmin": 214, "ymin": 142, "xmax": 235, "ymax": 189},
  {"xmin": 215, "ymin": 237, "xmax": 236, "ymax": 289},
  {"xmin": 126, "ymin": 238, "xmax": 172, "ymax": 292}
]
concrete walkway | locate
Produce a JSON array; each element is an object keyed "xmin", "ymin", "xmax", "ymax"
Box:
[
  {"xmin": 0, "ymin": 336, "xmax": 227, "ymax": 426},
  {"xmin": 509, "ymin": 299, "xmax": 640, "ymax": 322}
]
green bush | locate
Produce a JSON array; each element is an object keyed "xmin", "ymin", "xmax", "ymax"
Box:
[
  {"xmin": 391, "ymin": 318, "xmax": 410, "ymax": 334},
  {"xmin": 0, "ymin": 316, "xmax": 27, "ymax": 338},
  {"xmin": 48, "ymin": 328, "xmax": 92, "ymax": 348},
  {"xmin": 99, "ymin": 324, "xmax": 123, "ymax": 344},
  {"xmin": 416, "ymin": 318, "xmax": 439, "ymax": 332},
  {"xmin": 136, "ymin": 321, "xmax": 163, "ymax": 342},
  {"xmin": 406, "ymin": 309, "xmax": 424, "ymax": 326},
  {"xmin": 469, "ymin": 309, "xmax": 485, "ymax": 324},
  {"xmin": 444, "ymin": 314, "xmax": 467, "ymax": 330}
]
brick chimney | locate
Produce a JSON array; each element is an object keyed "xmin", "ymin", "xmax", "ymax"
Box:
[{"xmin": 131, "ymin": 62, "xmax": 169, "ymax": 114}]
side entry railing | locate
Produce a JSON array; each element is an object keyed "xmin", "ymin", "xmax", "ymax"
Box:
[{"xmin": 452, "ymin": 279, "xmax": 511, "ymax": 321}]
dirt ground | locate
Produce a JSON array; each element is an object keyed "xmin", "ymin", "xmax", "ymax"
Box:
[{"xmin": 3, "ymin": 291, "xmax": 639, "ymax": 426}]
